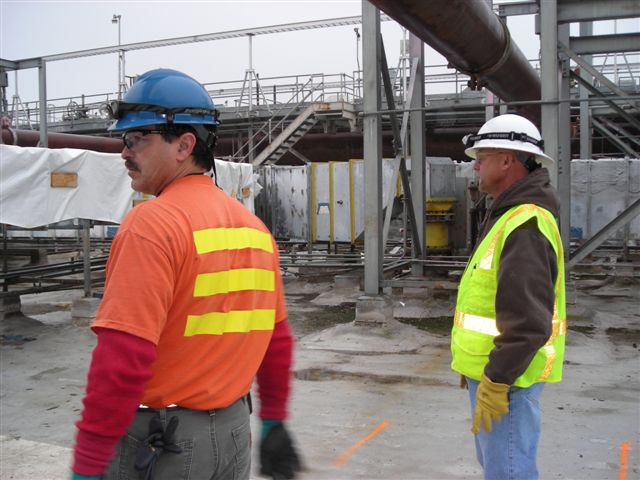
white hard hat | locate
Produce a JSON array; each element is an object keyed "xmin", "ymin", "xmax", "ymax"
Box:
[{"xmin": 463, "ymin": 114, "xmax": 554, "ymax": 169}]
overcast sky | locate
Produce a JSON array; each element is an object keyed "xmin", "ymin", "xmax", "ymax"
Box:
[{"xmin": 1, "ymin": 1, "xmax": 637, "ymax": 105}]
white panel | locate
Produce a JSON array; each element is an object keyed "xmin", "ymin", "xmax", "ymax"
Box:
[
  {"xmin": 570, "ymin": 160, "xmax": 590, "ymax": 240},
  {"xmin": 629, "ymin": 160, "xmax": 640, "ymax": 238},
  {"xmin": 313, "ymin": 164, "xmax": 330, "ymax": 242},
  {"xmin": 571, "ymin": 159, "xmax": 640, "ymax": 241},
  {"xmin": 351, "ymin": 160, "xmax": 365, "ymax": 242},
  {"xmin": 589, "ymin": 159, "xmax": 631, "ymax": 239},
  {"xmin": 270, "ymin": 166, "xmax": 308, "ymax": 241},
  {"xmin": 349, "ymin": 158, "xmax": 398, "ymax": 242},
  {"xmin": 331, "ymin": 162, "xmax": 352, "ymax": 242}
]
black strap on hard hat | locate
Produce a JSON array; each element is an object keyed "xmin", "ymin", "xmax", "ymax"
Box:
[
  {"xmin": 107, "ymin": 100, "xmax": 218, "ymax": 122},
  {"xmin": 464, "ymin": 131, "xmax": 545, "ymax": 149}
]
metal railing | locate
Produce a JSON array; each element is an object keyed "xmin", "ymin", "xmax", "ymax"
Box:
[
  {"xmin": 230, "ymin": 76, "xmax": 328, "ymax": 162},
  {"xmin": 203, "ymin": 71, "xmax": 359, "ymax": 108},
  {"xmin": 4, "ymin": 55, "xmax": 638, "ymax": 131}
]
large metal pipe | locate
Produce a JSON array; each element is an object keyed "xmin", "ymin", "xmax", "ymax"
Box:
[
  {"xmin": 367, "ymin": 0, "xmax": 541, "ymax": 122},
  {"xmin": 214, "ymin": 131, "xmax": 467, "ymax": 161},
  {"xmin": 2, "ymin": 127, "xmax": 123, "ymax": 153},
  {"xmin": 2, "ymin": 127, "xmax": 593, "ymax": 162},
  {"xmin": 3, "ymin": 127, "xmax": 468, "ymax": 160}
]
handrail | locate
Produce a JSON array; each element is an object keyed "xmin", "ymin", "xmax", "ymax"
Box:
[
  {"xmin": 5, "ymin": 56, "xmax": 638, "ymax": 130},
  {"xmin": 232, "ymin": 75, "xmax": 326, "ymax": 162}
]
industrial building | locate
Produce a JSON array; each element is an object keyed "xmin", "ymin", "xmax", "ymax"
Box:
[{"xmin": 1, "ymin": 1, "xmax": 639, "ymax": 479}]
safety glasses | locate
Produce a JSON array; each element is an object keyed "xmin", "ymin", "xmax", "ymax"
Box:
[{"xmin": 122, "ymin": 129, "xmax": 170, "ymax": 150}]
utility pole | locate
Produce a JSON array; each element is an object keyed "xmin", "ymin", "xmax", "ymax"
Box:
[{"xmin": 111, "ymin": 14, "xmax": 126, "ymax": 99}]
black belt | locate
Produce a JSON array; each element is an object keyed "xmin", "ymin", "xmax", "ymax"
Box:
[{"xmin": 137, "ymin": 393, "xmax": 252, "ymax": 413}]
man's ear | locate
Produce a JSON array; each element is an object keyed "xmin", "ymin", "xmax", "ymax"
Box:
[
  {"xmin": 176, "ymin": 131, "xmax": 197, "ymax": 161},
  {"xmin": 503, "ymin": 152, "xmax": 517, "ymax": 169}
]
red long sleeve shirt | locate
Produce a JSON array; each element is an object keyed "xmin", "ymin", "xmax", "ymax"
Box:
[{"xmin": 73, "ymin": 321, "xmax": 293, "ymax": 475}]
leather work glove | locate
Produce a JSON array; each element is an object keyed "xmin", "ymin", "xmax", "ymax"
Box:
[
  {"xmin": 471, "ymin": 373, "xmax": 510, "ymax": 435},
  {"xmin": 260, "ymin": 420, "xmax": 301, "ymax": 479}
]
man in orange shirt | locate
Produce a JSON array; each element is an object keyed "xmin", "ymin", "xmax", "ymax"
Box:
[{"xmin": 71, "ymin": 68, "xmax": 300, "ymax": 480}]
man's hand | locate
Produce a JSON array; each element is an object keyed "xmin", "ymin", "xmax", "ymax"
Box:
[
  {"xmin": 472, "ymin": 373, "xmax": 510, "ymax": 434},
  {"xmin": 260, "ymin": 421, "xmax": 301, "ymax": 479}
]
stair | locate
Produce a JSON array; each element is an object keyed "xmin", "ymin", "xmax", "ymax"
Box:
[{"xmin": 252, "ymin": 102, "xmax": 356, "ymax": 166}]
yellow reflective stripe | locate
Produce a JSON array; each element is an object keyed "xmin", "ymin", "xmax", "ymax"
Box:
[
  {"xmin": 454, "ymin": 310, "xmax": 500, "ymax": 336},
  {"xmin": 536, "ymin": 208, "xmax": 566, "ymax": 300},
  {"xmin": 193, "ymin": 227, "xmax": 273, "ymax": 254},
  {"xmin": 455, "ymin": 311, "xmax": 566, "ymax": 339},
  {"xmin": 537, "ymin": 208, "xmax": 562, "ymax": 244},
  {"xmin": 184, "ymin": 309, "xmax": 275, "ymax": 336},
  {"xmin": 478, "ymin": 204, "xmax": 535, "ymax": 270},
  {"xmin": 478, "ymin": 246, "xmax": 494, "ymax": 270},
  {"xmin": 193, "ymin": 268, "xmax": 275, "ymax": 297},
  {"xmin": 538, "ymin": 345, "xmax": 556, "ymax": 381},
  {"xmin": 539, "ymin": 315, "xmax": 565, "ymax": 381},
  {"xmin": 553, "ymin": 319, "xmax": 566, "ymax": 337}
]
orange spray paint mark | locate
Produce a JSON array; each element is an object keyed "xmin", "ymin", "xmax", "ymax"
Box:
[
  {"xmin": 618, "ymin": 441, "xmax": 631, "ymax": 480},
  {"xmin": 335, "ymin": 421, "xmax": 390, "ymax": 467}
]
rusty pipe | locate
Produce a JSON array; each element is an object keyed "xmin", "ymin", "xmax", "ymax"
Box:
[
  {"xmin": 2, "ymin": 128, "xmax": 470, "ymax": 162},
  {"xmin": 2, "ymin": 127, "xmax": 124, "ymax": 153},
  {"xmin": 367, "ymin": 0, "xmax": 541, "ymax": 122}
]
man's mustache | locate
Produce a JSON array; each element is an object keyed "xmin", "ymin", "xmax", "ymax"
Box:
[{"xmin": 125, "ymin": 161, "xmax": 139, "ymax": 172}]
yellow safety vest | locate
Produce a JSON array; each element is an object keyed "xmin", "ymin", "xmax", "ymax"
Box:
[{"xmin": 451, "ymin": 204, "xmax": 566, "ymax": 387}]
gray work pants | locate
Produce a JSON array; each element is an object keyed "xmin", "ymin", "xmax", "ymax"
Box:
[{"xmin": 105, "ymin": 396, "xmax": 251, "ymax": 480}]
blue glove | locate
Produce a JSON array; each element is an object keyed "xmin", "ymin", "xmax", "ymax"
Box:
[{"xmin": 71, "ymin": 472, "xmax": 101, "ymax": 480}]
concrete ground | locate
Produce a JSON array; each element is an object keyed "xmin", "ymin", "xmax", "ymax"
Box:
[{"xmin": 1, "ymin": 274, "xmax": 638, "ymax": 480}]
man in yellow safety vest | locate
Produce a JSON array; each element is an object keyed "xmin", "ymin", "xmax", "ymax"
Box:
[{"xmin": 451, "ymin": 113, "xmax": 566, "ymax": 480}]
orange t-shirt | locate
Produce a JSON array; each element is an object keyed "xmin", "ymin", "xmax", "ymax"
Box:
[{"xmin": 92, "ymin": 175, "xmax": 286, "ymax": 410}]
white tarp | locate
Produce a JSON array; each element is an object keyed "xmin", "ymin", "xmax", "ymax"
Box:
[
  {"xmin": 1, "ymin": 145, "xmax": 134, "ymax": 228},
  {"xmin": 213, "ymin": 159, "xmax": 261, "ymax": 213},
  {"xmin": 0, "ymin": 145, "xmax": 258, "ymax": 229}
]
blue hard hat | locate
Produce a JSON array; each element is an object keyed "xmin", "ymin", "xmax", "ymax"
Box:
[{"xmin": 107, "ymin": 68, "xmax": 219, "ymax": 132}]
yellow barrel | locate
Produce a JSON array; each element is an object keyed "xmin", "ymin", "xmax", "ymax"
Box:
[{"xmin": 425, "ymin": 197, "xmax": 456, "ymax": 248}]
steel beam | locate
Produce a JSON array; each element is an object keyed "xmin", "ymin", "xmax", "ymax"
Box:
[
  {"xmin": 38, "ymin": 61, "xmax": 48, "ymax": 148},
  {"xmin": 81, "ymin": 219, "xmax": 92, "ymax": 297},
  {"xmin": 569, "ymin": 33, "xmax": 640, "ymax": 55},
  {"xmin": 560, "ymin": 41, "xmax": 638, "ymax": 110},
  {"xmin": 579, "ymin": 22, "xmax": 593, "ymax": 159},
  {"xmin": 558, "ymin": 25, "xmax": 571, "ymax": 256},
  {"xmin": 378, "ymin": 41, "xmax": 422, "ymax": 259},
  {"xmin": 571, "ymin": 72, "xmax": 640, "ymax": 131},
  {"xmin": 497, "ymin": 2, "xmax": 538, "ymax": 17},
  {"xmin": 362, "ymin": 1, "xmax": 383, "ymax": 295},
  {"xmin": 288, "ymin": 148, "xmax": 312, "ymax": 164},
  {"xmin": 592, "ymin": 118, "xmax": 639, "ymax": 157},
  {"xmin": 540, "ymin": 0, "xmax": 560, "ymax": 186},
  {"xmin": 1, "ymin": 16, "xmax": 390, "ymax": 70},
  {"xmin": 409, "ymin": 33, "xmax": 426, "ymax": 276},
  {"xmin": 567, "ymin": 197, "xmax": 640, "ymax": 270},
  {"xmin": 557, "ymin": 0, "xmax": 640, "ymax": 23},
  {"xmin": 0, "ymin": 59, "xmax": 17, "ymax": 69},
  {"xmin": 596, "ymin": 117, "xmax": 640, "ymax": 148}
]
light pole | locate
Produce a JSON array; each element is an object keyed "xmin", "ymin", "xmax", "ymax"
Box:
[{"xmin": 111, "ymin": 14, "xmax": 125, "ymax": 99}]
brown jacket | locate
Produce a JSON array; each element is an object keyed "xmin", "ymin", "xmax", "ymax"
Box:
[{"xmin": 474, "ymin": 168, "xmax": 561, "ymax": 385}]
